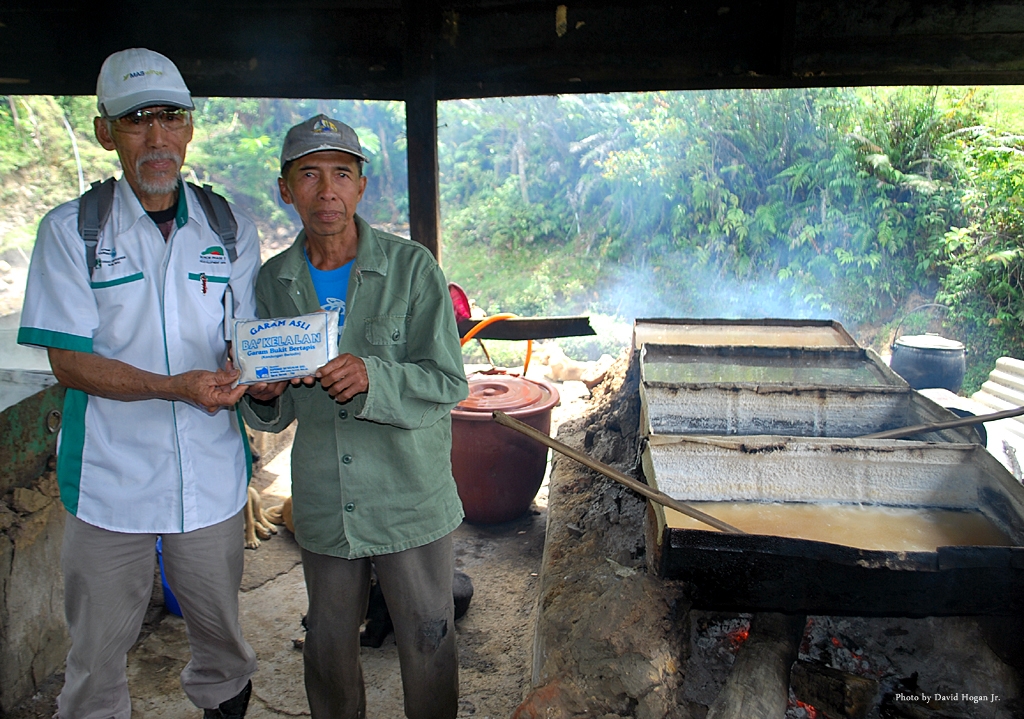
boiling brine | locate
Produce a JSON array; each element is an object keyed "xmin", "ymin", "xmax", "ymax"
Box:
[{"xmin": 664, "ymin": 502, "xmax": 1013, "ymax": 552}]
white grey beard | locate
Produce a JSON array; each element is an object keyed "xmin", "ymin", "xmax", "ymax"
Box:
[{"xmin": 135, "ymin": 151, "xmax": 182, "ymax": 195}]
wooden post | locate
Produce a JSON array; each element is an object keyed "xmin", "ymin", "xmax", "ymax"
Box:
[{"xmin": 404, "ymin": 2, "xmax": 442, "ymax": 261}]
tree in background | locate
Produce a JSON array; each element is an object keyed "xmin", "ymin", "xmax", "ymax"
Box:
[
  {"xmin": 186, "ymin": 98, "xmax": 407, "ymax": 238},
  {"xmin": 0, "ymin": 97, "xmax": 408, "ymax": 256},
  {"xmin": 438, "ymin": 95, "xmax": 631, "ymax": 318},
  {"xmin": 3, "ymin": 89, "xmax": 1023, "ymax": 388},
  {"xmin": 596, "ymin": 88, "xmax": 980, "ymax": 324},
  {"xmin": 0, "ymin": 96, "xmax": 119, "ymax": 254},
  {"xmin": 937, "ymin": 121, "xmax": 1024, "ymax": 390}
]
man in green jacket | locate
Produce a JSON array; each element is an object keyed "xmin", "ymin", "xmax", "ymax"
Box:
[{"xmin": 241, "ymin": 115, "xmax": 468, "ymax": 719}]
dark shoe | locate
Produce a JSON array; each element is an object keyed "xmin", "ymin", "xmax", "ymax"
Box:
[
  {"xmin": 204, "ymin": 680, "xmax": 252, "ymax": 719},
  {"xmin": 453, "ymin": 570, "xmax": 474, "ymax": 620}
]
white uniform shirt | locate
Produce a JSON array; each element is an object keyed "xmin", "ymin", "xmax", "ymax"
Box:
[{"xmin": 18, "ymin": 178, "xmax": 260, "ymax": 534}]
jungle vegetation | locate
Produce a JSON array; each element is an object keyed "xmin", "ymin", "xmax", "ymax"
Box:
[{"xmin": 2, "ymin": 88, "xmax": 1024, "ymax": 391}]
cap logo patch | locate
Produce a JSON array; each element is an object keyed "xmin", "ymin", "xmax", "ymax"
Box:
[
  {"xmin": 312, "ymin": 118, "xmax": 339, "ymax": 134},
  {"xmin": 123, "ymin": 69, "xmax": 164, "ymax": 81}
]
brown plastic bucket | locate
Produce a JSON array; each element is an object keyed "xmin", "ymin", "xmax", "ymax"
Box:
[{"xmin": 451, "ymin": 374, "xmax": 560, "ymax": 524}]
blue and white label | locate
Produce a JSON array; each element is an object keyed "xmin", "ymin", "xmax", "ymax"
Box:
[{"xmin": 232, "ymin": 310, "xmax": 340, "ymax": 384}]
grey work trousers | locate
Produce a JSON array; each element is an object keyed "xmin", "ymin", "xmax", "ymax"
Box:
[
  {"xmin": 301, "ymin": 533, "xmax": 458, "ymax": 719},
  {"xmin": 57, "ymin": 511, "xmax": 257, "ymax": 719}
]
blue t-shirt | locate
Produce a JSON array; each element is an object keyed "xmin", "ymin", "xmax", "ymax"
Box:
[{"xmin": 305, "ymin": 250, "xmax": 353, "ymax": 327}]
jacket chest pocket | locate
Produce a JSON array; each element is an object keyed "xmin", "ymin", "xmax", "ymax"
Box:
[{"xmin": 365, "ymin": 315, "xmax": 409, "ymax": 349}]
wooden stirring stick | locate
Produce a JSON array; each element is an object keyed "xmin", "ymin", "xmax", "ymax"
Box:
[{"xmin": 491, "ymin": 410, "xmax": 745, "ymax": 534}]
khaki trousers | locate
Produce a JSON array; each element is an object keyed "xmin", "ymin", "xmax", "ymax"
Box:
[
  {"xmin": 301, "ymin": 533, "xmax": 458, "ymax": 719},
  {"xmin": 58, "ymin": 511, "xmax": 257, "ymax": 719}
]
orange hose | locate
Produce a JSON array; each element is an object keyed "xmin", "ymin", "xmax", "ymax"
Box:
[
  {"xmin": 460, "ymin": 313, "xmax": 533, "ymax": 376},
  {"xmin": 459, "ymin": 313, "xmax": 517, "ymax": 346}
]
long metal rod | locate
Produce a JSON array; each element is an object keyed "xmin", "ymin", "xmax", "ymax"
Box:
[
  {"xmin": 860, "ymin": 404, "xmax": 1024, "ymax": 440},
  {"xmin": 492, "ymin": 410, "xmax": 745, "ymax": 534}
]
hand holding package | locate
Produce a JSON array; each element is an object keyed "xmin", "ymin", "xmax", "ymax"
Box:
[{"xmin": 232, "ymin": 311, "xmax": 340, "ymax": 384}]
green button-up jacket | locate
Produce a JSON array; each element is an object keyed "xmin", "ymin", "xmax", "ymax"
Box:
[{"xmin": 241, "ymin": 216, "xmax": 467, "ymax": 558}]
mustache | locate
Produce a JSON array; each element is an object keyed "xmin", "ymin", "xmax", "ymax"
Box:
[{"xmin": 135, "ymin": 150, "xmax": 183, "ymax": 174}]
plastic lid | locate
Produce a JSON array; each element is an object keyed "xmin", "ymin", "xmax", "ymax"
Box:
[
  {"xmin": 455, "ymin": 374, "xmax": 558, "ymax": 416},
  {"xmin": 894, "ymin": 334, "xmax": 964, "ymax": 351}
]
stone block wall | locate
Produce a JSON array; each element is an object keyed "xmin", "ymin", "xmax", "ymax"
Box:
[{"xmin": 0, "ymin": 471, "xmax": 68, "ymax": 713}]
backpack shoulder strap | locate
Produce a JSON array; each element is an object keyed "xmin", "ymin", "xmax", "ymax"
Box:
[
  {"xmin": 77, "ymin": 178, "xmax": 116, "ymax": 279},
  {"xmin": 187, "ymin": 181, "xmax": 238, "ymax": 263}
]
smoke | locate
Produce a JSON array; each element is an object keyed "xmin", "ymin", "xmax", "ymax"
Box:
[
  {"xmin": 600, "ymin": 254, "xmax": 838, "ymax": 325},
  {"xmin": 550, "ymin": 253, "xmax": 851, "ymax": 362}
]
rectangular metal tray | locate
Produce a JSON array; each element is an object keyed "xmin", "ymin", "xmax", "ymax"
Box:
[
  {"xmin": 642, "ymin": 435, "xmax": 1024, "ymax": 616},
  {"xmin": 636, "ymin": 344, "xmax": 979, "ymax": 440},
  {"xmin": 633, "ymin": 317, "xmax": 859, "ymax": 350}
]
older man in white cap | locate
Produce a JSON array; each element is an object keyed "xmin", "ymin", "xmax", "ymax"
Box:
[
  {"xmin": 242, "ymin": 115, "xmax": 467, "ymax": 719},
  {"xmin": 18, "ymin": 48, "xmax": 260, "ymax": 719}
]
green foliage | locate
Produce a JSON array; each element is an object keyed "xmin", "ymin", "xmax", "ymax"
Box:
[
  {"xmin": 439, "ymin": 87, "xmax": 1020, "ymax": 385},
  {"xmin": 439, "ymin": 95, "xmax": 633, "ymax": 316},
  {"xmin": 7, "ymin": 89, "xmax": 1024, "ymax": 388},
  {"xmin": 594, "ymin": 87, "xmax": 985, "ymax": 324},
  {"xmin": 0, "ymin": 96, "xmax": 119, "ymax": 253},
  {"xmin": 187, "ymin": 98, "xmax": 408, "ymax": 231},
  {"xmin": 0, "ymin": 98, "xmax": 35, "ymax": 175},
  {"xmin": 935, "ymin": 124, "xmax": 1024, "ymax": 392},
  {"xmin": 0, "ymin": 96, "xmax": 408, "ymax": 255}
]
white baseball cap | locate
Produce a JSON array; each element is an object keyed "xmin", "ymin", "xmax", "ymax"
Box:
[{"xmin": 96, "ymin": 48, "xmax": 194, "ymax": 119}]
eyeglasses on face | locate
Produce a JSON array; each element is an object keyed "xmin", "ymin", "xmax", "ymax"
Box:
[{"xmin": 111, "ymin": 108, "xmax": 192, "ymax": 135}]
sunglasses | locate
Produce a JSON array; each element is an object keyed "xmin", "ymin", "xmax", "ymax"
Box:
[{"xmin": 111, "ymin": 108, "xmax": 192, "ymax": 135}]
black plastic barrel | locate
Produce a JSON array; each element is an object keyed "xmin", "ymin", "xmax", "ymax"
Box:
[{"xmin": 890, "ymin": 334, "xmax": 966, "ymax": 393}]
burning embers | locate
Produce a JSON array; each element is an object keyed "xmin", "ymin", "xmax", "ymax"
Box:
[
  {"xmin": 725, "ymin": 624, "xmax": 750, "ymax": 650},
  {"xmin": 680, "ymin": 612, "xmax": 1020, "ymax": 719}
]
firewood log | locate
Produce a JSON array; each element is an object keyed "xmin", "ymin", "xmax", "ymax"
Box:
[{"xmin": 705, "ymin": 612, "xmax": 806, "ymax": 719}]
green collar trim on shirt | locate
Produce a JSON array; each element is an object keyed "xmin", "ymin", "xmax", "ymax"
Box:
[
  {"xmin": 174, "ymin": 179, "xmax": 188, "ymax": 228},
  {"xmin": 114, "ymin": 175, "xmax": 187, "ymax": 234}
]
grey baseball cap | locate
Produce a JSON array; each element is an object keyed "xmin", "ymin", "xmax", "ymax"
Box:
[
  {"xmin": 96, "ymin": 48, "xmax": 193, "ymax": 118},
  {"xmin": 280, "ymin": 114, "xmax": 368, "ymax": 168}
]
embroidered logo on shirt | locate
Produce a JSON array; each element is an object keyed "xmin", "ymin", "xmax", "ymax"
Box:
[
  {"xmin": 199, "ymin": 246, "xmax": 228, "ymax": 265},
  {"xmin": 96, "ymin": 247, "xmax": 127, "ymax": 268}
]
